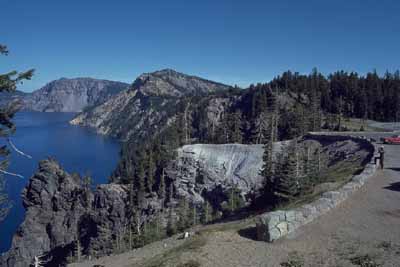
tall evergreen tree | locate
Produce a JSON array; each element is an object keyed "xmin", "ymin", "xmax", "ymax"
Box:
[
  {"xmin": 0, "ymin": 44, "xmax": 34, "ymax": 222},
  {"xmin": 201, "ymin": 200, "xmax": 213, "ymax": 224},
  {"xmin": 231, "ymin": 110, "xmax": 243, "ymax": 143},
  {"xmin": 158, "ymin": 169, "xmax": 166, "ymax": 201},
  {"xmin": 146, "ymin": 150, "xmax": 155, "ymax": 192},
  {"xmin": 135, "ymin": 153, "xmax": 146, "ymax": 206},
  {"xmin": 251, "ymin": 110, "xmax": 268, "ymax": 144},
  {"xmin": 177, "ymin": 198, "xmax": 190, "ymax": 231},
  {"xmin": 166, "ymin": 208, "xmax": 177, "ymax": 236},
  {"xmin": 274, "ymin": 140, "xmax": 301, "ymax": 203}
]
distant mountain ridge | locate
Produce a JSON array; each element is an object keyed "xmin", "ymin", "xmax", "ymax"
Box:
[
  {"xmin": 133, "ymin": 69, "xmax": 230, "ymax": 97},
  {"xmin": 0, "ymin": 77, "xmax": 129, "ymax": 112},
  {"xmin": 70, "ymin": 69, "xmax": 232, "ymax": 140}
]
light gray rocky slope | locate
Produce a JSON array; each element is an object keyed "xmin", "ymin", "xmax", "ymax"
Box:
[
  {"xmin": 166, "ymin": 143, "xmax": 283, "ymax": 205},
  {"xmin": 0, "ymin": 78, "xmax": 129, "ymax": 112},
  {"xmin": 70, "ymin": 69, "xmax": 231, "ymax": 140}
]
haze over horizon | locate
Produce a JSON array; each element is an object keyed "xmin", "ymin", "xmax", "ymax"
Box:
[{"xmin": 1, "ymin": 0, "xmax": 400, "ymax": 92}]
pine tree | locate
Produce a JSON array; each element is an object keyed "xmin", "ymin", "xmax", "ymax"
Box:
[
  {"xmin": 75, "ymin": 237, "xmax": 82, "ymax": 262},
  {"xmin": 167, "ymin": 181, "xmax": 174, "ymax": 204},
  {"xmin": 0, "ymin": 44, "xmax": 34, "ymax": 222},
  {"xmin": 220, "ymin": 112, "xmax": 230, "ymax": 143},
  {"xmin": 136, "ymin": 154, "xmax": 146, "ymax": 206},
  {"xmin": 186, "ymin": 201, "xmax": 198, "ymax": 227},
  {"xmin": 166, "ymin": 208, "xmax": 177, "ymax": 236},
  {"xmin": 146, "ymin": 150, "xmax": 155, "ymax": 192},
  {"xmin": 274, "ymin": 140, "xmax": 301, "ymax": 203},
  {"xmin": 226, "ymin": 184, "xmax": 242, "ymax": 214},
  {"xmin": 177, "ymin": 198, "xmax": 189, "ymax": 231},
  {"xmin": 183, "ymin": 101, "xmax": 192, "ymax": 145},
  {"xmin": 192, "ymin": 203, "xmax": 197, "ymax": 226},
  {"xmin": 304, "ymin": 146, "xmax": 326, "ymax": 186},
  {"xmin": 260, "ymin": 91, "xmax": 279, "ymax": 203},
  {"xmin": 336, "ymin": 96, "xmax": 344, "ymax": 130},
  {"xmin": 201, "ymin": 200, "xmax": 213, "ymax": 224},
  {"xmin": 309, "ymin": 68, "xmax": 322, "ymax": 132},
  {"xmin": 231, "ymin": 110, "xmax": 243, "ymax": 143},
  {"xmin": 158, "ymin": 168, "xmax": 166, "ymax": 202},
  {"xmin": 251, "ymin": 110, "xmax": 268, "ymax": 144}
]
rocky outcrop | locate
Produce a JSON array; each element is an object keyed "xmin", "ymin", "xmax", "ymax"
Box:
[
  {"xmin": 0, "ymin": 78, "xmax": 128, "ymax": 112},
  {"xmin": 70, "ymin": 69, "xmax": 231, "ymax": 140},
  {"xmin": 0, "ymin": 160, "xmax": 149, "ymax": 267},
  {"xmin": 131, "ymin": 69, "xmax": 230, "ymax": 97},
  {"xmin": 24, "ymin": 78, "xmax": 129, "ymax": 112},
  {"xmin": 166, "ymin": 143, "xmax": 284, "ymax": 205}
]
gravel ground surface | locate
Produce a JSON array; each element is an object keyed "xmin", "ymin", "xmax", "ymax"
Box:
[{"xmin": 71, "ymin": 133, "xmax": 400, "ymax": 267}]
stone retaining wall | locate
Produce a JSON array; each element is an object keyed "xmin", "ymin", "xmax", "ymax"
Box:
[{"xmin": 256, "ymin": 135, "xmax": 379, "ymax": 242}]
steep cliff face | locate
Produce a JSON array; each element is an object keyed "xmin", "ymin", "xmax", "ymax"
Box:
[
  {"xmin": 24, "ymin": 78, "xmax": 129, "ymax": 112},
  {"xmin": 0, "ymin": 160, "xmax": 137, "ymax": 267},
  {"xmin": 0, "ymin": 78, "xmax": 128, "ymax": 112},
  {"xmin": 70, "ymin": 69, "xmax": 231, "ymax": 140},
  {"xmin": 166, "ymin": 144, "xmax": 276, "ymax": 205}
]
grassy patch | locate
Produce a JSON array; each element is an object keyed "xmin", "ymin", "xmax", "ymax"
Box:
[
  {"xmin": 140, "ymin": 233, "xmax": 207, "ymax": 267},
  {"xmin": 320, "ymin": 161, "xmax": 363, "ymax": 185},
  {"xmin": 280, "ymin": 161, "xmax": 362, "ymax": 210},
  {"xmin": 197, "ymin": 218, "xmax": 254, "ymax": 235},
  {"xmin": 342, "ymin": 118, "xmax": 387, "ymax": 132}
]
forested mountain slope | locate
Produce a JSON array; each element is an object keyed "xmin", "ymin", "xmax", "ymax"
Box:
[{"xmin": 70, "ymin": 69, "xmax": 231, "ymax": 140}]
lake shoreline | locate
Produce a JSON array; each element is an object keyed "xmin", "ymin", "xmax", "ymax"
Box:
[{"xmin": 0, "ymin": 112, "xmax": 120, "ymax": 253}]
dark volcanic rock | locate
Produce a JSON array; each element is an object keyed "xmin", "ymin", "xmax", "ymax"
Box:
[{"xmin": 0, "ymin": 160, "xmax": 152, "ymax": 267}]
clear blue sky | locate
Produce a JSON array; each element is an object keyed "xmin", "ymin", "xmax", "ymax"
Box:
[{"xmin": 1, "ymin": 0, "xmax": 399, "ymax": 92}]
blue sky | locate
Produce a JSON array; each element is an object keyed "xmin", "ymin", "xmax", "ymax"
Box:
[{"xmin": 1, "ymin": 0, "xmax": 399, "ymax": 92}]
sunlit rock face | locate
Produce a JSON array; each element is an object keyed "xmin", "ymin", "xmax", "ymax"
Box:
[
  {"xmin": 0, "ymin": 78, "xmax": 128, "ymax": 112},
  {"xmin": 24, "ymin": 78, "xmax": 128, "ymax": 112},
  {"xmin": 70, "ymin": 69, "xmax": 231, "ymax": 140}
]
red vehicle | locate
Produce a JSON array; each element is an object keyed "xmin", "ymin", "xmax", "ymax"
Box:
[{"xmin": 382, "ymin": 135, "xmax": 400, "ymax": 144}]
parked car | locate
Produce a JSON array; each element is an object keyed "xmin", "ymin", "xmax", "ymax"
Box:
[{"xmin": 381, "ymin": 135, "xmax": 400, "ymax": 144}]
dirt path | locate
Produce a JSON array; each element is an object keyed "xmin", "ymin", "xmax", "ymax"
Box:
[{"xmin": 72, "ymin": 143, "xmax": 400, "ymax": 267}]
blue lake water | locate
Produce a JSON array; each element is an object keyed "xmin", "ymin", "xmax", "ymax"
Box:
[{"xmin": 0, "ymin": 112, "xmax": 120, "ymax": 253}]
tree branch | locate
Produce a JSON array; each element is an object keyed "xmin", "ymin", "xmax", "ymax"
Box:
[
  {"xmin": 8, "ymin": 138, "xmax": 32, "ymax": 159},
  {"xmin": 0, "ymin": 169, "xmax": 24, "ymax": 179}
]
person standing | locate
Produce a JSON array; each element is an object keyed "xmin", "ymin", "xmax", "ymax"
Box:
[{"xmin": 378, "ymin": 146, "xmax": 385, "ymax": 169}]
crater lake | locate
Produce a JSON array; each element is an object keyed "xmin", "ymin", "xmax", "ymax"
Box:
[{"xmin": 0, "ymin": 112, "xmax": 120, "ymax": 253}]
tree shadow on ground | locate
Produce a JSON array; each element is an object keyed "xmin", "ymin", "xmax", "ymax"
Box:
[
  {"xmin": 384, "ymin": 182, "xmax": 400, "ymax": 192},
  {"xmin": 237, "ymin": 226, "xmax": 258, "ymax": 241}
]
